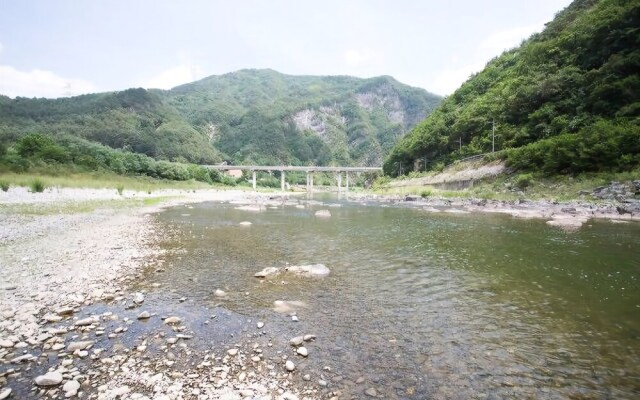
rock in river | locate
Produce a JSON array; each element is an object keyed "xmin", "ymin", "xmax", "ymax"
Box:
[
  {"xmin": 0, "ymin": 388, "xmax": 12, "ymax": 400},
  {"xmin": 75, "ymin": 316, "xmax": 98, "ymax": 326},
  {"xmin": 285, "ymin": 264, "xmax": 330, "ymax": 277},
  {"xmin": 35, "ymin": 371, "xmax": 63, "ymax": 386},
  {"xmin": 67, "ymin": 340, "xmax": 94, "ymax": 352},
  {"xmin": 63, "ymin": 379, "xmax": 80, "ymax": 397},
  {"xmin": 164, "ymin": 316, "xmax": 182, "ymax": 325},
  {"xmin": 137, "ymin": 311, "xmax": 151, "ymax": 319},
  {"xmin": 315, "ymin": 210, "xmax": 331, "ymax": 218},
  {"xmin": 254, "ymin": 267, "xmax": 281, "ymax": 278}
]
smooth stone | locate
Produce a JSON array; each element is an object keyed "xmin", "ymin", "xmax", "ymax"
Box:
[
  {"xmin": 137, "ymin": 311, "xmax": 150, "ymax": 320},
  {"xmin": 303, "ymin": 334, "xmax": 316, "ymax": 341},
  {"xmin": 285, "ymin": 360, "xmax": 295, "ymax": 371},
  {"xmin": 285, "ymin": 264, "xmax": 331, "ymax": 277},
  {"xmin": 257, "ymin": 321, "xmax": 265, "ymax": 329},
  {"xmin": 52, "ymin": 343, "xmax": 65, "ymax": 351},
  {"xmin": 296, "ymin": 347, "xmax": 308, "ymax": 357},
  {"xmin": 74, "ymin": 317, "xmax": 97, "ymax": 326},
  {"xmin": 303, "ymin": 374, "xmax": 311, "ymax": 381},
  {"xmin": 291, "ymin": 315, "xmax": 299, "ymax": 322},
  {"xmin": 133, "ymin": 292, "xmax": 145, "ymax": 304},
  {"xmin": 214, "ymin": 289, "xmax": 226, "ymax": 297},
  {"xmin": 227, "ymin": 348, "xmax": 238, "ymax": 356},
  {"xmin": 56, "ymin": 307, "xmax": 75, "ymax": 316},
  {"xmin": 43, "ymin": 314, "xmax": 63, "ymax": 322},
  {"xmin": 0, "ymin": 339, "xmax": 13, "ymax": 348},
  {"xmin": 35, "ymin": 371, "xmax": 63, "ymax": 386},
  {"xmin": 254, "ymin": 267, "xmax": 281, "ymax": 278},
  {"xmin": 365, "ymin": 388, "xmax": 378, "ymax": 397},
  {"xmin": 67, "ymin": 341, "xmax": 94, "ymax": 352},
  {"xmin": 63, "ymin": 379, "xmax": 80, "ymax": 394},
  {"xmin": 11, "ymin": 353, "xmax": 34, "ymax": 363},
  {"xmin": 0, "ymin": 388, "xmax": 11, "ymax": 399},
  {"xmin": 315, "ymin": 210, "xmax": 331, "ymax": 218},
  {"xmin": 289, "ymin": 336, "xmax": 304, "ymax": 346},
  {"xmin": 164, "ymin": 316, "xmax": 182, "ymax": 325}
]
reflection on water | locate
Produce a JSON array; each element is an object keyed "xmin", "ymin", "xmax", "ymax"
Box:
[{"xmin": 145, "ymin": 196, "xmax": 640, "ymax": 399}]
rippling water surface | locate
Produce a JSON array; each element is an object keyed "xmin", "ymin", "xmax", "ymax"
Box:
[{"xmin": 147, "ymin": 195, "xmax": 640, "ymax": 399}]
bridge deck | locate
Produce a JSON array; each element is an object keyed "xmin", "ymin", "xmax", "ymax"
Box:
[{"xmin": 202, "ymin": 165, "xmax": 382, "ymax": 172}]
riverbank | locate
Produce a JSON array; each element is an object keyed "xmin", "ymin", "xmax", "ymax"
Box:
[
  {"xmin": 0, "ymin": 188, "xmax": 322, "ymax": 400},
  {"xmin": 346, "ymin": 189, "xmax": 640, "ymax": 231}
]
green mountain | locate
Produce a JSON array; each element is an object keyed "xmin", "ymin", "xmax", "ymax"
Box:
[
  {"xmin": 384, "ymin": 0, "xmax": 639, "ymax": 177},
  {"xmin": 0, "ymin": 70, "xmax": 441, "ymax": 167}
]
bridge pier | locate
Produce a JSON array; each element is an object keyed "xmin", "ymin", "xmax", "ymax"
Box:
[
  {"xmin": 281, "ymin": 171, "xmax": 285, "ymax": 191},
  {"xmin": 337, "ymin": 173, "xmax": 342, "ymax": 192},
  {"xmin": 346, "ymin": 172, "xmax": 349, "ymax": 192},
  {"xmin": 252, "ymin": 170, "xmax": 256, "ymax": 191}
]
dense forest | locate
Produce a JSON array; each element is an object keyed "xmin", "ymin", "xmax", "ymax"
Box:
[
  {"xmin": 0, "ymin": 70, "xmax": 440, "ymax": 176},
  {"xmin": 384, "ymin": 0, "xmax": 639, "ymax": 177}
]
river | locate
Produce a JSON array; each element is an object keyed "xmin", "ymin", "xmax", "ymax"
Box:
[{"xmin": 142, "ymin": 195, "xmax": 639, "ymax": 399}]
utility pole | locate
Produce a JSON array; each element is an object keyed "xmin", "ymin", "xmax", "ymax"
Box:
[{"xmin": 492, "ymin": 119, "xmax": 496, "ymax": 153}]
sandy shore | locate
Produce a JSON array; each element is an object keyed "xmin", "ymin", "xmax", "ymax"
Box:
[{"xmin": 0, "ymin": 188, "xmax": 322, "ymax": 400}]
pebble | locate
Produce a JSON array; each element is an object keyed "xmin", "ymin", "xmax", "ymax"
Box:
[
  {"xmin": 227, "ymin": 348, "xmax": 238, "ymax": 356},
  {"xmin": 257, "ymin": 321, "xmax": 265, "ymax": 329},
  {"xmin": 56, "ymin": 307, "xmax": 75, "ymax": 316},
  {"xmin": 303, "ymin": 374, "xmax": 311, "ymax": 381},
  {"xmin": 0, "ymin": 340, "xmax": 13, "ymax": 348},
  {"xmin": 365, "ymin": 387, "xmax": 378, "ymax": 397},
  {"xmin": 35, "ymin": 371, "xmax": 63, "ymax": 386},
  {"xmin": 296, "ymin": 347, "xmax": 308, "ymax": 357},
  {"xmin": 291, "ymin": 315, "xmax": 299, "ymax": 322},
  {"xmin": 67, "ymin": 341, "xmax": 94, "ymax": 352},
  {"xmin": 214, "ymin": 289, "xmax": 226, "ymax": 297},
  {"xmin": 289, "ymin": 336, "xmax": 304, "ymax": 346},
  {"xmin": 133, "ymin": 292, "xmax": 145, "ymax": 304},
  {"xmin": 164, "ymin": 316, "xmax": 181, "ymax": 325},
  {"xmin": 303, "ymin": 334, "xmax": 316, "ymax": 342},
  {"xmin": 11, "ymin": 353, "xmax": 34, "ymax": 363},
  {"xmin": 63, "ymin": 379, "xmax": 80, "ymax": 397},
  {"xmin": 75, "ymin": 317, "xmax": 97, "ymax": 326},
  {"xmin": 0, "ymin": 389, "xmax": 11, "ymax": 399},
  {"xmin": 137, "ymin": 311, "xmax": 150, "ymax": 319},
  {"xmin": 285, "ymin": 360, "xmax": 295, "ymax": 372}
]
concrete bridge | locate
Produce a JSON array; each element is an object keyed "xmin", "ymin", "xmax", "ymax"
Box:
[{"xmin": 203, "ymin": 164, "xmax": 382, "ymax": 191}]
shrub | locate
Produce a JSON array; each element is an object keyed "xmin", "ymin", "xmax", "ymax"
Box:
[
  {"xmin": 0, "ymin": 180, "xmax": 9, "ymax": 192},
  {"xmin": 420, "ymin": 189, "xmax": 433, "ymax": 198},
  {"xmin": 514, "ymin": 173, "xmax": 534, "ymax": 190},
  {"xmin": 29, "ymin": 179, "xmax": 46, "ymax": 193}
]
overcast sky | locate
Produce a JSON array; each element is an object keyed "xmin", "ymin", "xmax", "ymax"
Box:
[{"xmin": 0, "ymin": 0, "xmax": 573, "ymax": 98}]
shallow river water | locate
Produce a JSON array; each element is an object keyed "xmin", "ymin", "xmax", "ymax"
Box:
[{"xmin": 146, "ymin": 195, "xmax": 639, "ymax": 399}]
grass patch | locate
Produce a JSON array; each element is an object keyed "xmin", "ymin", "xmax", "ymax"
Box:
[
  {"xmin": 0, "ymin": 180, "xmax": 9, "ymax": 192},
  {"xmin": 0, "ymin": 170, "xmax": 216, "ymax": 192},
  {"xmin": 29, "ymin": 178, "xmax": 46, "ymax": 193}
]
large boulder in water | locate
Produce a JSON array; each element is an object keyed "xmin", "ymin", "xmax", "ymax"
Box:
[{"xmin": 285, "ymin": 264, "xmax": 330, "ymax": 277}]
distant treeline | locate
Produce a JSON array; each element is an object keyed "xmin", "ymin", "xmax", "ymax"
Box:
[{"xmin": 0, "ymin": 133, "xmax": 237, "ymax": 184}]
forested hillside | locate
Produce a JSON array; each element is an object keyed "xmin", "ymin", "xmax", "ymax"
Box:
[
  {"xmin": 384, "ymin": 0, "xmax": 639, "ymax": 177},
  {"xmin": 0, "ymin": 69, "xmax": 440, "ymax": 169}
]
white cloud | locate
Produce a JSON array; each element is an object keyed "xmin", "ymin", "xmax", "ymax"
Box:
[
  {"xmin": 478, "ymin": 23, "xmax": 544, "ymax": 58},
  {"xmin": 428, "ymin": 62, "xmax": 485, "ymax": 96},
  {"xmin": 141, "ymin": 64, "xmax": 204, "ymax": 90},
  {"xmin": 344, "ymin": 49, "xmax": 373, "ymax": 67},
  {"xmin": 428, "ymin": 22, "xmax": 546, "ymax": 95},
  {"xmin": 0, "ymin": 65, "xmax": 98, "ymax": 98}
]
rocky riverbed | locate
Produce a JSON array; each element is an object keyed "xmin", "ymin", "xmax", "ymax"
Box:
[
  {"xmin": 349, "ymin": 180, "xmax": 640, "ymax": 231},
  {"xmin": 0, "ymin": 188, "xmax": 329, "ymax": 400}
]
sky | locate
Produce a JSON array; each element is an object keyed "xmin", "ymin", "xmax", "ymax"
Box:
[{"xmin": 0, "ymin": 0, "xmax": 573, "ymax": 98}]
